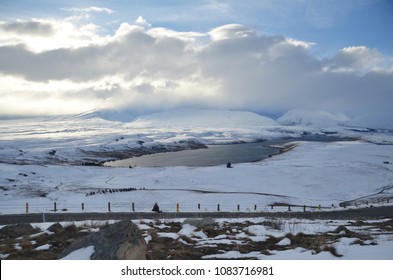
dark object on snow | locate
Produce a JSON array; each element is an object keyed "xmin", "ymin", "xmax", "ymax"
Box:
[
  {"xmin": 152, "ymin": 203, "xmax": 160, "ymax": 213},
  {"xmin": 58, "ymin": 220, "xmax": 146, "ymax": 260},
  {"xmin": 0, "ymin": 223, "xmax": 37, "ymax": 238},
  {"xmin": 226, "ymin": 162, "xmax": 232, "ymax": 168},
  {"xmin": 48, "ymin": 222, "xmax": 64, "ymax": 233}
]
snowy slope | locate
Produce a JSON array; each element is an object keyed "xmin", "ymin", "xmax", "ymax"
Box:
[
  {"xmin": 0, "ymin": 108, "xmax": 391, "ymax": 166},
  {"xmin": 133, "ymin": 108, "xmax": 279, "ymax": 128},
  {"xmin": 278, "ymin": 109, "xmax": 350, "ymax": 127},
  {"xmin": 345, "ymin": 111, "xmax": 393, "ymax": 130},
  {"xmin": 0, "ymin": 109, "xmax": 284, "ymax": 165}
]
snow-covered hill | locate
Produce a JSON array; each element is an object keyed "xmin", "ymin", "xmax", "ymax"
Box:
[
  {"xmin": 345, "ymin": 111, "xmax": 393, "ymax": 130},
  {"xmin": 0, "ymin": 107, "xmax": 392, "ymax": 166},
  {"xmin": 277, "ymin": 109, "xmax": 350, "ymax": 127},
  {"xmin": 0, "ymin": 109, "xmax": 283, "ymax": 165},
  {"xmin": 277, "ymin": 108, "xmax": 393, "ymax": 131},
  {"xmin": 133, "ymin": 108, "xmax": 279, "ymax": 128}
]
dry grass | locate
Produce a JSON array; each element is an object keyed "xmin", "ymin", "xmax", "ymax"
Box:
[
  {"xmin": 1, "ymin": 222, "xmax": 92, "ymax": 260},
  {"xmin": 1, "ymin": 218, "xmax": 391, "ymax": 260}
]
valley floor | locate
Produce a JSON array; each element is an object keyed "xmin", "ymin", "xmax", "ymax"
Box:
[{"xmin": 1, "ymin": 141, "xmax": 392, "ymax": 214}]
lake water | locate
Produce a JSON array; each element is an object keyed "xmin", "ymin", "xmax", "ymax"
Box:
[
  {"xmin": 105, "ymin": 135, "xmax": 355, "ymax": 168},
  {"xmin": 106, "ymin": 142, "xmax": 280, "ymax": 167}
]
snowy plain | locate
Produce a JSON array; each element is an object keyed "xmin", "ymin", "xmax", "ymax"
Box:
[{"xmin": 0, "ymin": 108, "xmax": 393, "ymax": 259}]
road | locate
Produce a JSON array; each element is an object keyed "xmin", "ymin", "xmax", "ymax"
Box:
[{"xmin": 0, "ymin": 205, "xmax": 392, "ymax": 225}]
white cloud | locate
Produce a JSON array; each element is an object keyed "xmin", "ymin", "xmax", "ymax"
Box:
[
  {"xmin": 323, "ymin": 46, "xmax": 393, "ymax": 75},
  {"xmin": 0, "ymin": 18, "xmax": 106, "ymax": 52},
  {"xmin": 285, "ymin": 38, "xmax": 316, "ymax": 49},
  {"xmin": 208, "ymin": 24, "xmax": 257, "ymax": 41},
  {"xmin": 135, "ymin": 16, "xmax": 151, "ymax": 28},
  {"xmin": 62, "ymin": 6, "xmax": 114, "ymax": 14},
  {"xmin": 0, "ymin": 18, "xmax": 392, "ymax": 117}
]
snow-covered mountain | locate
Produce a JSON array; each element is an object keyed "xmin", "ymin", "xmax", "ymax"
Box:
[
  {"xmin": 133, "ymin": 108, "xmax": 279, "ymax": 128},
  {"xmin": 73, "ymin": 108, "xmax": 138, "ymax": 122},
  {"xmin": 277, "ymin": 108, "xmax": 393, "ymax": 131},
  {"xmin": 345, "ymin": 111, "xmax": 393, "ymax": 130},
  {"xmin": 277, "ymin": 109, "xmax": 350, "ymax": 127}
]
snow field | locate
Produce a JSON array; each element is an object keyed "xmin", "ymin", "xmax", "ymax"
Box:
[{"xmin": 1, "ymin": 141, "xmax": 392, "ymax": 214}]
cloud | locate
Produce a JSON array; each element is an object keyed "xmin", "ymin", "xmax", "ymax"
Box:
[
  {"xmin": 62, "ymin": 6, "xmax": 114, "ymax": 14},
  {"xmin": 0, "ymin": 20, "xmax": 54, "ymax": 35},
  {"xmin": 135, "ymin": 16, "xmax": 151, "ymax": 29},
  {"xmin": 0, "ymin": 18, "xmax": 392, "ymax": 118},
  {"xmin": 323, "ymin": 46, "xmax": 393, "ymax": 74},
  {"xmin": 208, "ymin": 24, "xmax": 257, "ymax": 41},
  {"xmin": 0, "ymin": 18, "xmax": 105, "ymax": 52}
]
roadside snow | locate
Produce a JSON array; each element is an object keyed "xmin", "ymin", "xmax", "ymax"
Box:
[
  {"xmin": 60, "ymin": 246, "xmax": 95, "ymax": 260},
  {"xmin": 35, "ymin": 244, "xmax": 51, "ymax": 251}
]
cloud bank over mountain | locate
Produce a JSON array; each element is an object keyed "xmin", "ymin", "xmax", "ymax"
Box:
[{"xmin": 0, "ymin": 14, "xmax": 392, "ymax": 118}]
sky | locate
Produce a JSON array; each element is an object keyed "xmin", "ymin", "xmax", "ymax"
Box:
[{"xmin": 0, "ymin": 0, "xmax": 392, "ymax": 118}]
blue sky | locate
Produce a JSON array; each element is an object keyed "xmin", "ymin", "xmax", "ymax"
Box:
[{"xmin": 0, "ymin": 0, "xmax": 392, "ymax": 117}]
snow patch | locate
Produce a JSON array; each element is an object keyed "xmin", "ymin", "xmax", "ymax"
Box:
[
  {"xmin": 277, "ymin": 237, "xmax": 291, "ymax": 246},
  {"xmin": 60, "ymin": 246, "xmax": 95, "ymax": 260}
]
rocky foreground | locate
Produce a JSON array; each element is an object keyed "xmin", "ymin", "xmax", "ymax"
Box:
[{"xmin": 1, "ymin": 217, "xmax": 393, "ymax": 260}]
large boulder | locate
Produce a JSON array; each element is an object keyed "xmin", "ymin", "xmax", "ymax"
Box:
[
  {"xmin": 58, "ymin": 220, "xmax": 146, "ymax": 260},
  {"xmin": 0, "ymin": 223, "xmax": 37, "ymax": 238}
]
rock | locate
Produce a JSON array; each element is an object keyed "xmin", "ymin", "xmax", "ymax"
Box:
[
  {"xmin": 58, "ymin": 220, "xmax": 146, "ymax": 260},
  {"xmin": 47, "ymin": 222, "xmax": 64, "ymax": 233},
  {"xmin": 0, "ymin": 223, "xmax": 37, "ymax": 238},
  {"xmin": 183, "ymin": 217, "xmax": 216, "ymax": 229}
]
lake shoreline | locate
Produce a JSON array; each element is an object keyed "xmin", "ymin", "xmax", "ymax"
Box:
[{"xmin": 104, "ymin": 135, "xmax": 358, "ymax": 168}]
